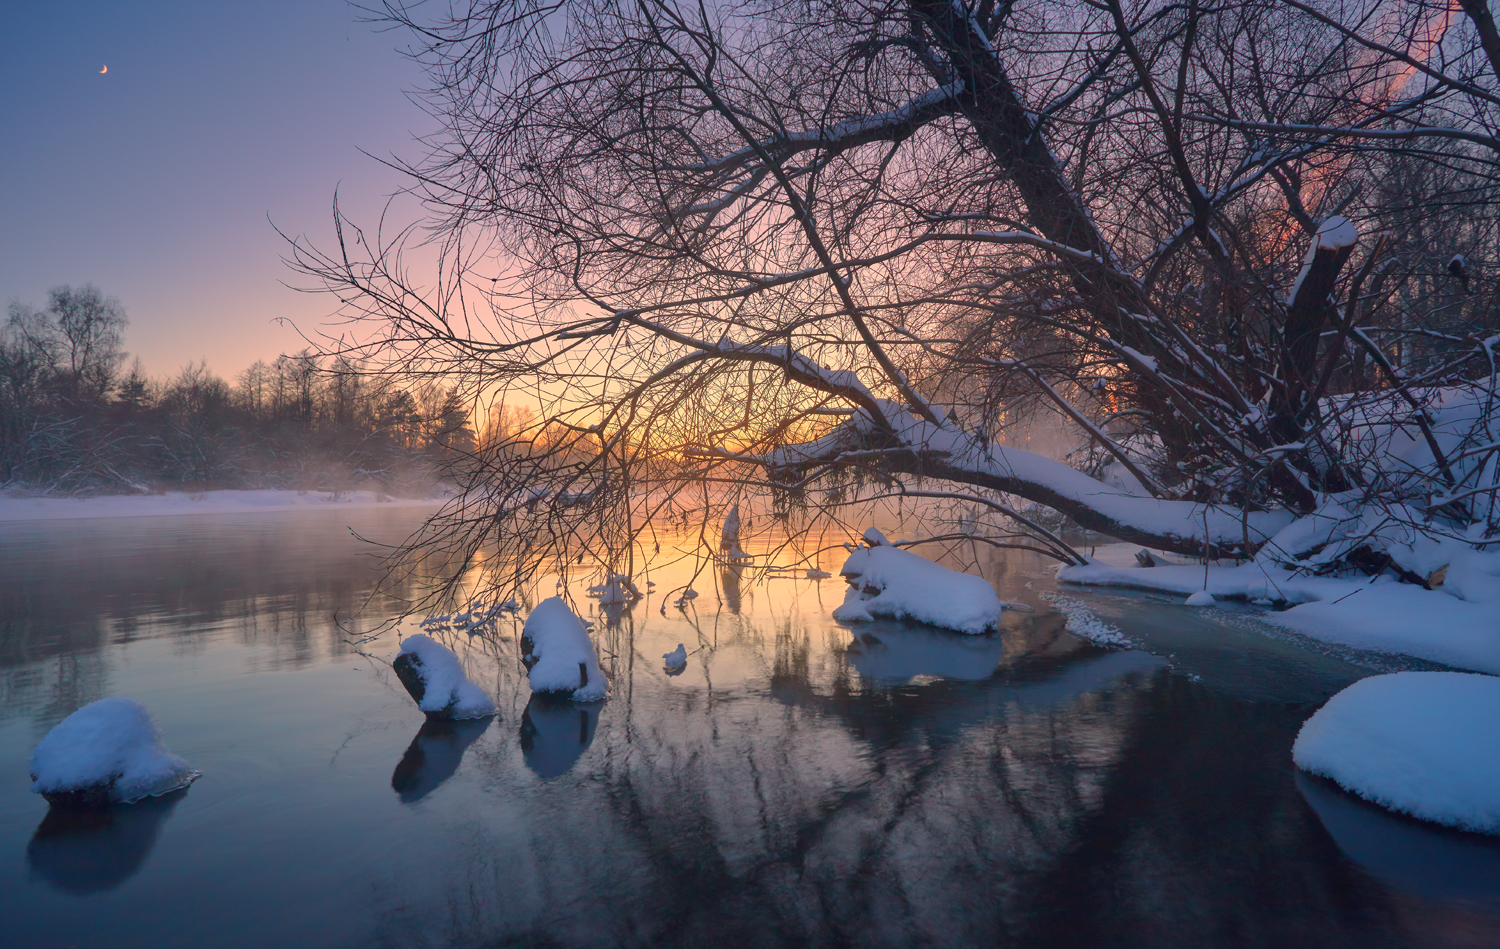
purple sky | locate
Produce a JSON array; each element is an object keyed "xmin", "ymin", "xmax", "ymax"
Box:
[{"xmin": 1, "ymin": 0, "xmax": 433, "ymax": 379}]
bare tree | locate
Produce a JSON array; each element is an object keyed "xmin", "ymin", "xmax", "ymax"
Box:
[{"xmin": 290, "ymin": 0, "xmax": 1500, "ymax": 596}]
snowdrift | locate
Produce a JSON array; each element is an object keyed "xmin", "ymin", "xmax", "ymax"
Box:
[
  {"xmin": 1293, "ymin": 672, "xmax": 1500, "ymax": 834},
  {"xmin": 1059, "ymin": 542, "xmax": 1500, "ymax": 673}
]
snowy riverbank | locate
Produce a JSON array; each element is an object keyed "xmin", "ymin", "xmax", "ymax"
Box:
[
  {"xmin": 0, "ymin": 488, "xmax": 451, "ymax": 522},
  {"xmin": 1059, "ymin": 544, "xmax": 1500, "ymax": 674}
]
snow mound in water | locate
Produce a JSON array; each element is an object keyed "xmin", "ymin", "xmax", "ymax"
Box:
[
  {"xmin": 834, "ymin": 544, "xmax": 1004, "ymax": 635},
  {"xmin": 1185, "ymin": 590, "xmax": 1215, "ymax": 607},
  {"xmin": 521, "ymin": 598, "xmax": 608, "ymax": 701},
  {"xmin": 1293, "ymin": 672, "xmax": 1500, "ymax": 834},
  {"xmin": 396, "ymin": 635, "xmax": 497, "ymax": 719},
  {"xmin": 30, "ymin": 698, "xmax": 200, "ymax": 804},
  {"xmin": 663, "ymin": 643, "xmax": 687, "ymax": 670}
]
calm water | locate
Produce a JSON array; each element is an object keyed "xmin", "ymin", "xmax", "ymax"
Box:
[{"xmin": 2, "ymin": 508, "xmax": 1498, "ymax": 948}]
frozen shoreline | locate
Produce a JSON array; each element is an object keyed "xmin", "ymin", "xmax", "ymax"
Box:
[
  {"xmin": 0, "ymin": 488, "xmax": 450, "ymax": 523},
  {"xmin": 1059, "ymin": 544, "xmax": 1500, "ymax": 675}
]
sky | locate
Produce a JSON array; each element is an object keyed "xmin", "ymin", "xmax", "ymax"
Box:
[{"xmin": 1, "ymin": 0, "xmax": 433, "ymax": 380}]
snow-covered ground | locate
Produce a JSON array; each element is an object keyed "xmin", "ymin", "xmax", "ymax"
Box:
[
  {"xmin": 1294, "ymin": 672, "xmax": 1500, "ymax": 834},
  {"xmin": 1059, "ymin": 543, "xmax": 1500, "ymax": 674},
  {"xmin": 0, "ymin": 488, "xmax": 449, "ymax": 522}
]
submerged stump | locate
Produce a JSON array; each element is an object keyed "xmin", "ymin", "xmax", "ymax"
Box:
[{"xmin": 392, "ymin": 635, "xmax": 497, "ymax": 720}]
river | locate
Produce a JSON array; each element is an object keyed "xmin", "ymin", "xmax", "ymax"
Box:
[{"xmin": 1, "ymin": 507, "xmax": 1497, "ymax": 948}]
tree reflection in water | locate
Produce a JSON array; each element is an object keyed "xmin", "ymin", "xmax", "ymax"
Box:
[
  {"xmin": 5, "ymin": 516, "xmax": 1498, "ymax": 947},
  {"xmin": 376, "ymin": 618, "xmax": 1173, "ymax": 947}
]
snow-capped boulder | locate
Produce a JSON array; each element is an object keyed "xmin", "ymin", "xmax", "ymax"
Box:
[
  {"xmin": 1293, "ymin": 672, "xmax": 1500, "ymax": 834},
  {"xmin": 393, "ymin": 635, "xmax": 497, "ymax": 720},
  {"xmin": 30, "ymin": 698, "xmax": 200, "ymax": 807},
  {"xmin": 833, "ymin": 543, "xmax": 1006, "ymax": 635},
  {"xmin": 521, "ymin": 597, "xmax": 609, "ymax": 701},
  {"xmin": 663, "ymin": 643, "xmax": 687, "ymax": 674}
]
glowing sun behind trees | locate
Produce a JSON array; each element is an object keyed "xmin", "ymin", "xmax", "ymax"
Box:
[{"xmin": 290, "ymin": 0, "xmax": 1500, "ymax": 603}]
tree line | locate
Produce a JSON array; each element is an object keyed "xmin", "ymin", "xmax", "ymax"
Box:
[{"xmin": 1, "ymin": 285, "xmax": 478, "ymax": 495}]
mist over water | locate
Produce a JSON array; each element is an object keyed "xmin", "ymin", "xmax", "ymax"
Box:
[{"xmin": 0, "ymin": 507, "xmax": 1496, "ymax": 948}]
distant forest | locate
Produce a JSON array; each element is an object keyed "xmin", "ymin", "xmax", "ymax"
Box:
[{"xmin": 0, "ymin": 285, "xmax": 479, "ymax": 495}]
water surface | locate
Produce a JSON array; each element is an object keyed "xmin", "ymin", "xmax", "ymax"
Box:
[{"xmin": 1, "ymin": 509, "xmax": 1497, "ymax": 948}]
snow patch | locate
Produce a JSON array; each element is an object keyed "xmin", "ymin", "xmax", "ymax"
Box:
[
  {"xmin": 1060, "ymin": 543, "xmax": 1500, "ymax": 673},
  {"xmin": 588, "ymin": 575, "xmax": 640, "ymax": 604},
  {"xmin": 1294, "ymin": 672, "xmax": 1500, "ymax": 834},
  {"xmin": 30, "ymin": 698, "xmax": 200, "ymax": 804},
  {"xmin": 1317, "ymin": 215, "xmax": 1359, "ymax": 250},
  {"xmin": 1037, "ymin": 591, "xmax": 1130, "ymax": 646}
]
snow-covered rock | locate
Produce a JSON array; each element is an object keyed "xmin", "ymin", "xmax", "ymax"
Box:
[
  {"xmin": 30, "ymin": 698, "xmax": 200, "ymax": 806},
  {"xmin": 1184, "ymin": 590, "xmax": 1215, "ymax": 607},
  {"xmin": 521, "ymin": 597, "xmax": 609, "ymax": 701},
  {"xmin": 805, "ymin": 568, "xmax": 832, "ymax": 580},
  {"xmin": 393, "ymin": 635, "xmax": 497, "ymax": 720},
  {"xmin": 834, "ymin": 543, "xmax": 1005, "ymax": 635},
  {"xmin": 1293, "ymin": 672, "xmax": 1500, "ymax": 834},
  {"xmin": 663, "ymin": 643, "xmax": 687, "ymax": 673},
  {"xmin": 722, "ymin": 503, "xmax": 741, "ymax": 546}
]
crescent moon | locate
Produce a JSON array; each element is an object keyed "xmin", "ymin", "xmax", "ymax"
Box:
[{"xmin": 99, "ymin": 65, "xmax": 107, "ymax": 74}]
